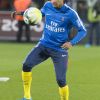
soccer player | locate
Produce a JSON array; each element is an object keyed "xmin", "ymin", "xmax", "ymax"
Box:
[{"xmin": 12, "ymin": 0, "xmax": 87, "ymax": 100}]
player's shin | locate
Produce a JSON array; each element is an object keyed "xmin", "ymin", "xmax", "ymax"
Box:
[
  {"xmin": 59, "ymin": 85, "xmax": 69, "ymax": 100},
  {"xmin": 22, "ymin": 71, "xmax": 32, "ymax": 99}
]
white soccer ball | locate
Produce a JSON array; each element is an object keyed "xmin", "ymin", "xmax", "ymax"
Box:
[{"xmin": 23, "ymin": 7, "xmax": 42, "ymax": 25}]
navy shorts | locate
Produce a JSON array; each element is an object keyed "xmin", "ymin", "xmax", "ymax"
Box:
[{"xmin": 23, "ymin": 43, "xmax": 68, "ymax": 87}]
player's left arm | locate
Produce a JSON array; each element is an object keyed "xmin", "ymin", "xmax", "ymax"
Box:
[
  {"xmin": 69, "ymin": 10, "xmax": 87, "ymax": 46},
  {"xmin": 61, "ymin": 10, "xmax": 87, "ymax": 49}
]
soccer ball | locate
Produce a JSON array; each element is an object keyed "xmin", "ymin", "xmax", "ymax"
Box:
[{"xmin": 23, "ymin": 7, "xmax": 42, "ymax": 25}]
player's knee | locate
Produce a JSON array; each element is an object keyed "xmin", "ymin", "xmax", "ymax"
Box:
[
  {"xmin": 57, "ymin": 79, "xmax": 66, "ymax": 87},
  {"xmin": 22, "ymin": 63, "xmax": 32, "ymax": 72}
]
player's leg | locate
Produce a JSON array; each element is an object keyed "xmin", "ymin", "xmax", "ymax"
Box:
[
  {"xmin": 22, "ymin": 44, "xmax": 49, "ymax": 100},
  {"xmin": 17, "ymin": 21, "xmax": 23, "ymax": 42},
  {"xmin": 51, "ymin": 49, "xmax": 69, "ymax": 100},
  {"xmin": 95, "ymin": 23, "xmax": 100, "ymax": 45},
  {"xmin": 24, "ymin": 22, "xmax": 31, "ymax": 42}
]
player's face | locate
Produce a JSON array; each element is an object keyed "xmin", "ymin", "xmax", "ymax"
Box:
[{"xmin": 51, "ymin": 0, "xmax": 64, "ymax": 8}]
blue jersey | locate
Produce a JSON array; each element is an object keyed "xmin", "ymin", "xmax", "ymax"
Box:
[{"xmin": 39, "ymin": 1, "xmax": 87, "ymax": 51}]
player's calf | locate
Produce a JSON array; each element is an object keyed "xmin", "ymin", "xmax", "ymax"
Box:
[
  {"xmin": 57, "ymin": 79, "xmax": 66, "ymax": 87},
  {"xmin": 23, "ymin": 64, "xmax": 32, "ymax": 72},
  {"xmin": 57, "ymin": 79, "xmax": 69, "ymax": 100},
  {"xmin": 59, "ymin": 85, "xmax": 69, "ymax": 100}
]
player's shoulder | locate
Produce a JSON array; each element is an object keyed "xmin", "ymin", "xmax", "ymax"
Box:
[
  {"xmin": 43, "ymin": 1, "xmax": 52, "ymax": 7},
  {"xmin": 64, "ymin": 4, "xmax": 79, "ymax": 17}
]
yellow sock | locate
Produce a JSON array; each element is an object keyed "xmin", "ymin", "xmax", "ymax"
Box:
[
  {"xmin": 22, "ymin": 71, "xmax": 32, "ymax": 99},
  {"xmin": 59, "ymin": 85, "xmax": 69, "ymax": 100}
]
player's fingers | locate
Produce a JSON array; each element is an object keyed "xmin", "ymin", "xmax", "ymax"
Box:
[
  {"xmin": 61, "ymin": 43, "xmax": 68, "ymax": 48},
  {"xmin": 11, "ymin": 12, "xmax": 14, "ymax": 18},
  {"xmin": 11, "ymin": 11, "xmax": 16, "ymax": 19},
  {"xmin": 61, "ymin": 43, "xmax": 66, "ymax": 48}
]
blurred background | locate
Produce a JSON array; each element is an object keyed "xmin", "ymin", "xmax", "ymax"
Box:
[{"xmin": 0, "ymin": 0, "xmax": 99, "ymax": 46}]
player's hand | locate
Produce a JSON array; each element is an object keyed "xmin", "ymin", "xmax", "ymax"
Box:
[
  {"xmin": 61, "ymin": 42, "xmax": 72, "ymax": 49},
  {"xmin": 11, "ymin": 11, "xmax": 16, "ymax": 19}
]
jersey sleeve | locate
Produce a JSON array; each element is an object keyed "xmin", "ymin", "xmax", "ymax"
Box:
[
  {"xmin": 41, "ymin": 2, "xmax": 48, "ymax": 17},
  {"xmin": 69, "ymin": 10, "xmax": 87, "ymax": 45}
]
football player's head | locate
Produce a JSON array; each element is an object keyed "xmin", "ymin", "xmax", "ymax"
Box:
[
  {"xmin": 51, "ymin": 0, "xmax": 64, "ymax": 8},
  {"xmin": 51, "ymin": 0, "xmax": 69, "ymax": 8}
]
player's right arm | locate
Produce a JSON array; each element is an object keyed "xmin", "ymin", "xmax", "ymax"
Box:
[
  {"xmin": 68, "ymin": 9, "xmax": 87, "ymax": 46},
  {"xmin": 11, "ymin": 11, "xmax": 24, "ymax": 18},
  {"xmin": 12, "ymin": 1, "xmax": 49, "ymax": 18},
  {"xmin": 41, "ymin": 1, "xmax": 50, "ymax": 17}
]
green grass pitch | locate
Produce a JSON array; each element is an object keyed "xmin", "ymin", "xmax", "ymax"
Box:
[{"xmin": 0, "ymin": 42, "xmax": 100, "ymax": 100}]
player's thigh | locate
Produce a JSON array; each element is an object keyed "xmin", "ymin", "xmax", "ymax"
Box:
[
  {"xmin": 23, "ymin": 44, "xmax": 49, "ymax": 68},
  {"xmin": 51, "ymin": 50, "xmax": 68, "ymax": 80}
]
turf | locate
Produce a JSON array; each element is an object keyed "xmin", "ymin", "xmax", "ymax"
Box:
[{"xmin": 0, "ymin": 42, "xmax": 100, "ymax": 100}]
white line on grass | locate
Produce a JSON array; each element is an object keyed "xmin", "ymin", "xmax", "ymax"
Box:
[{"xmin": 0, "ymin": 77, "xmax": 10, "ymax": 82}]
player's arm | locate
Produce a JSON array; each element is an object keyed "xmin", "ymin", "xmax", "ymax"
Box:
[
  {"xmin": 41, "ymin": 1, "xmax": 49, "ymax": 17},
  {"xmin": 11, "ymin": 11, "xmax": 24, "ymax": 18},
  {"xmin": 41, "ymin": 6, "xmax": 46, "ymax": 17},
  {"xmin": 61, "ymin": 10, "xmax": 87, "ymax": 49},
  {"xmin": 68, "ymin": 10, "xmax": 87, "ymax": 46}
]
